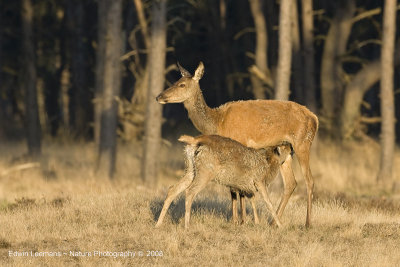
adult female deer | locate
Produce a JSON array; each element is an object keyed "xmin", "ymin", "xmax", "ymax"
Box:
[{"xmin": 156, "ymin": 62, "xmax": 318, "ymax": 227}]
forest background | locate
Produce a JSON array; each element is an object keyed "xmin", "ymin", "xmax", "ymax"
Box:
[{"xmin": 0, "ymin": 0, "xmax": 400, "ymax": 265}]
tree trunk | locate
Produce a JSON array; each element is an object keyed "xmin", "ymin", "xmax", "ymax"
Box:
[
  {"xmin": 265, "ymin": 0, "xmax": 279, "ymax": 68},
  {"xmin": 22, "ymin": 0, "xmax": 41, "ymax": 157},
  {"xmin": 275, "ymin": 0, "xmax": 292, "ymax": 100},
  {"xmin": 133, "ymin": 0, "xmax": 151, "ymax": 49},
  {"xmin": 40, "ymin": 2, "xmax": 63, "ymax": 137},
  {"xmin": 96, "ymin": 0, "xmax": 122, "ymax": 178},
  {"xmin": 206, "ymin": 1, "xmax": 224, "ymax": 105},
  {"xmin": 68, "ymin": 0, "xmax": 90, "ymax": 137},
  {"xmin": 291, "ymin": 0, "xmax": 303, "ymax": 103},
  {"xmin": 340, "ymin": 61, "xmax": 381, "ymax": 138},
  {"xmin": 121, "ymin": 0, "xmax": 150, "ymax": 141},
  {"xmin": 94, "ymin": 0, "xmax": 107, "ymax": 147},
  {"xmin": 377, "ymin": 0, "xmax": 397, "ymax": 182},
  {"xmin": 320, "ymin": 0, "xmax": 355, "ymax": 130},
  {"xmin": 0, "ymin": 9, "xmax": 4, "ymax": 140},
  {"xmin": 141, "ymin": 0, "xmax": 167, "ymax": 184},
  {"xmin": 340, "ymin": 40, "xmax": 400, "ymax": 139},
  {"xmin": 301, "ymin": 0, "xmax": 316, "ymax": 112},
  {"xmin": 248, "ymin": 0, "xmax": 272, "ymax": 99}
]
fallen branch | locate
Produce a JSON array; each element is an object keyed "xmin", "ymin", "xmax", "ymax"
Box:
[
  {"xmin": 248, "ymin": 64, "xmax": 274, "ymax": 88},
  {"xmin": 352, "ymin": 4, "xmax": 400, "ymax": 24},
  {"xmin": 360, "ymin": 116, "xmax": 381, "ymax": 124},
  {"xmin": 1, "ymin": 162, "xmax": 40, "ymax": 177}
]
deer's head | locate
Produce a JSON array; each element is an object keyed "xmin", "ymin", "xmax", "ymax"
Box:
[{"xmin": 156, "ymin": 62, "xmax": 204, "ymax": 104}]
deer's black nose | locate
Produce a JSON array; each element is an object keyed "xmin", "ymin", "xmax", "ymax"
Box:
[{"xmin": 156, "ymin": 95, "xmax": 160, "ymax": 101}]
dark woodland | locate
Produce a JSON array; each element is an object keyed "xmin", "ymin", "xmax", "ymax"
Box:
[{"xmin": 0, "ymin": 0, "xmax": 399, "ymax": 183}]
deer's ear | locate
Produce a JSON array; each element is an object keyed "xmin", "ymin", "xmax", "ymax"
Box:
[
  {"xmin": 177, "ymin": 62, "xmax": 191, "ymax": 77},
  {"xmin": 193, "ymin": 62, "xmax": 204, "ymax": 82}
]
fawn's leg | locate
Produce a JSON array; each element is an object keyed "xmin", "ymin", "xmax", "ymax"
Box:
[
  {"xmin": 249, "ymin": 195, "xmax": 259, "ymax": 224},
  {"xmin": 240, "ymin": 193, "xmax": 246, "ymax": 224},
  {"xmin": 254, "ymin": 180, "xmax": 282, "ymax": 228},
  {"xmin": 155, "ymin": 173, "xmax": 193, "ymax": 228},
  {"xmin": 230, "ymin": 190, "xmax": 239, "ymax": 224},
  {"xmin": 184, "ymin": 170, "xmax": 211, "ymax": 229}
]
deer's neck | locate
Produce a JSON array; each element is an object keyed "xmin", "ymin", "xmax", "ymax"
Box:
[{"xmin": 184, "ymin": 91, "xmax": 219, "ymax": 135}]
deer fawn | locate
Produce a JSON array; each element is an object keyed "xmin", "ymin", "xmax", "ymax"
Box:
[
  {"xmin": 156, "ymin": 62, "xmax": 318, "ymax": 227},
  {"xmin": 155, "ymin": 135, "xmax": 292, "ymax": 229}
]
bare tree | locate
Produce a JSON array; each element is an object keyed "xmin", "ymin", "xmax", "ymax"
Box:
[
  {"xmin": 248, "ymin": 0, "xmax": 272, "ymax": 99},
  {"xmin": 340, "ymin": 61, "xmax": 381, "ymax": 138},
  {"xmin": 22, "ymin": 0, "xmax": 41, "ymax": 157},
  {"xmin": 94, "ymin": 0, "xmax": 106, "ymax": 147},
  {"xmin": 35, "ymin": 1, "xmax": 63, "ymax": 137},
  {"xmin": 117, "ymin": 0, "xmax": 151, "ymax": 142},
  {"xmin": 320, "ymin": 0, "xmax": 356, "ymax": 131},
  {"xmin": 291, "ymin": 0, "xmax": 303, "ymax": 103},
  {"xmin": 0, "ymin": 9, "xmax": 4, "ymax": 139},
  {"xmin": 67, "ymin": 0, "xmax": 90, "ymax": 137},
  {"xmin": 141, "ymin": 0, "xmax": 167, "ymax": 184},
  {"xmin": 275, "ymin": 0, "xmax": 292, "ymax": 100},
  {"xmin": 301, "ymin": 0, "xmax": 316, "ymax": 112},
  {"xmin": 130, "ymin": 0, "xmax": 151, "ymax": 107},
  {"xmin": 133, "ymin": 0, "xmax": 151, "ymax": 49},
  {"xmin": 377, "ymin": 0, "xmax": 397, "ymax": 182},
  {"xmin": 340, "ymin": 42, "xmax": 400, "ymax": 139},
  {"xmin": 325, "ymin": 2, "xmax": 400, "ymax": 139},
  {"xmin": 96, "ymin": 0, "xmax": 122, "ymax": 178}
]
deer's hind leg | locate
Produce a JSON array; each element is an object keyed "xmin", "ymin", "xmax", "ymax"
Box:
[
  {"xmin": 296, "ymin": 144, "xmax": 314, "ymax": 228},
  {"xmin": 275, "ymin": 156, "xmax": 297, "ymax": 223}
]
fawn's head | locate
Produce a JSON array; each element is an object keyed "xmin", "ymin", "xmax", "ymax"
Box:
[
  {"xmin": 260, "ymin": 142, "xmax": 293, "ymax": 165},
  {"xmin": 156, "ymin": 62, "xmax": 204, "ymax": 104},
  {"xmin": 276, "ymin": 143, "xmax": 293, "ymax": 163}
]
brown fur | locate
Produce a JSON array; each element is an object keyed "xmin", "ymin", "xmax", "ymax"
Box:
[
  {"xmin": 155, "ymin": 135, "xmax": 292, "ymax": 229},
  {"xmin": 156, "ymin": 62, "xmax": 318, "ymax": 227}
]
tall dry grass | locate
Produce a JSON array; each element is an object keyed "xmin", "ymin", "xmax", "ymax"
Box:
[{"xmin": 0, "ymin": 138, "xmax": 399, "ymax": 266}]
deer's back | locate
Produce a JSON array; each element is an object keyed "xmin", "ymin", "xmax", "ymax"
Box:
[
  {"xmin": 194, "ymin": 135, "xmax": 265, "ymax": 167},
  {"xmin": 191, "ymin": 135, "xmax": 279, "ymax": 193},
  {"xmin": 216, "ymin": 100, "xmax": 318, "ymax": 149}
]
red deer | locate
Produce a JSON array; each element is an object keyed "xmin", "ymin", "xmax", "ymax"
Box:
[
  {"xmin": 155, "ymin": 135, "xmax": 292, "ymax": 229},
  {"xmin": 156, "ymin": 62, "xmax": 318, "ymax": 227}
]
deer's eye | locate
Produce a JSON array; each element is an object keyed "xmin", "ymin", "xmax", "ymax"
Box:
[{"xmin": 179, "ymin": 83, "xmax": 185, "ymax": 88}]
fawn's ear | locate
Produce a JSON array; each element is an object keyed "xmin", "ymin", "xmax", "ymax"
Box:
[
  {"xmin": 177, "ymin": 62, "xmax": 192, "ymax": 78},
  {"xmin": 178, "ymin": 135, "xmax": 197, "ymax": 145},
  {"xmin": 193, "ymin": 62, "xmax": 204, "ymax": 82},
  {"xmin": 275, "ymin": 146, "xmax": 282, "ymax": 156}
]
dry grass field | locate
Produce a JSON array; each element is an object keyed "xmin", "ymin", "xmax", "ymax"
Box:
[{"xmin": 0, "ymin": 137, "xmax": 400, "ymax": 266}]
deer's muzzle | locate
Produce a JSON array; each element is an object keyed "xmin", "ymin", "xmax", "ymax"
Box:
[{"xmin": 156, "ymin": 94, "xmax": 166, "ymax": 104}]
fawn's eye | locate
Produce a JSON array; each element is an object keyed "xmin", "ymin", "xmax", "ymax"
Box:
[{"xmin": 179, "ymin": 83, "xmax": 185, "ymax": 88}]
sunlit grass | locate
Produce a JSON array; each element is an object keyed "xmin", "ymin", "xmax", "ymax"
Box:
[{"xmin": 0, "ymin": 138, "xmax": 399, "ymax": 266}]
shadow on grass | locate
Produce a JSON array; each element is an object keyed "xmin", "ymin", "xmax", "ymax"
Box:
[
  {"xmin": 0, "ymin": 197, "xmax": 70, "ymax": 212},
  {"xmin": 361, "ymin": 222, "xmax": 400, "ymax": 239},
  {"xmin": 150, "ymin": 196, "xmax": 236, "ymax": 225}
]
